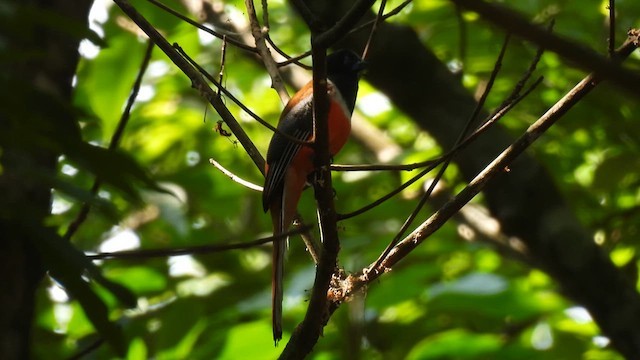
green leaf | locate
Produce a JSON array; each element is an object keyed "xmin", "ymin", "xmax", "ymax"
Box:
[
  {"xmin": 65, "ymin": 142, "xmax": 170, "ymax": 202},
  {"xmin": 406, "ymin": 329, "xmax": 502, "ymax": 359},
  {"xmin": 33, "ymin": 227, "xmax": 128, "ymax": 355},
  {"xmin": 126, "ymin": 337, "xmax": 148, "ymax": 360},
  {"xmin": 104, "ymin": 267, "xmax": 167, "ymax": 293},
  {"xmin": 592, "ymin": 152, "xmax": 640, "ymax": 191},
  {"xmin": 49, "ymin": 176, "xmax": 119, "ymax": 220},
  {"xmin": 216, "ymin": 321, "xmax": 281, "ymax": 360}
]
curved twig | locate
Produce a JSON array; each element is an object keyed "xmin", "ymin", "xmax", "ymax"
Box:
[{"xmin": 209, "ymin": 158, "xmax": 263, "ymax": 192}]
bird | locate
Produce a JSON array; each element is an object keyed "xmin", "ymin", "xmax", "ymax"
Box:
[{"xmin": 262, "ymin": 49, "xmax": 365, "ymax": 345}]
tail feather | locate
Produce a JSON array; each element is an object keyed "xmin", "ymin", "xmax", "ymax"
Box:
[
  {"xmin": 270, "ymin": 165, "xmax": 305, "ymax": 345},
  {"xmin": 271, "ymin": 198, "xmax": 286, "ymax": 345},
  {"xmin": 272, "ymin": 232, "xmax": 285, "ymax": 344}
]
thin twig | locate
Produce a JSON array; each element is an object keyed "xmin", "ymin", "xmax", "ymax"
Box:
[
  {"xmin": 338, "ymin": 161, "xmax": 440, "ymax": 220},
  {"xmin": 66, "ymin": 338, "xmax": 105, "ymax": 360},
  {"xmin": 63, "ymin": 41, "xmax": 155, "ymax": 241},
  {"xmin": 209, "ymin": 158, "xmax": 263, "ymax": 192},
  {"xmin": 471, "ymin": 77, "xmax": 543, "ymax": 141},
  {"xmin": 330, "ymin": 159, "xmax": 441, "ymax": 172},
  {"xmin": 87, "ymin": 225, "xmax": 313, "ymax": 260},
  {"xmin": 276, "ymin": 49, "xmax": 312, "ymax": 67},
  {"xmin": 495, "ymin": 38, "xmax": 545, "ymax": 110},
  {"xmin": 174, "ymin": 44, "xmax": 311, "ymax": 147},
  {"xmin": 114, "ymin": 0, "xmax": 266, "ymax": 174},
  {"xmin": 314, "ymin": 0, "xmax": 378, "ymax": 48},
  {"xmin": 362, "ymin": 0, "xmax": 386, "ymax": 60},
  {"xmin": 144, "ymin": 0, "xmax": 257, "ymax": 53},
  {"xmin": 216, "ymin": 35, "xmax": 227, "ymax": 101},
  {"xmin": 175, "ymin": 46, "xmax": 268, "ymax": 130},
  {"xmin": 350, "ymin": 0, "xmax": 413, "ymax": 34},
  {"xmin": 268, "ymin": 38, "xmax": 313, "ymax": 69}
]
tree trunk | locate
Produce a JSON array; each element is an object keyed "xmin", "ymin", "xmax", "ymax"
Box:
[{"xmin": 0, "ymin": 1, "xmax": 92, "ymax": 359}]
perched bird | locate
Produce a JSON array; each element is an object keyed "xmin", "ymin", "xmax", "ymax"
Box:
[{"xmin": 262, "ymin": 49, "xmax": 365, "ymax": 344}]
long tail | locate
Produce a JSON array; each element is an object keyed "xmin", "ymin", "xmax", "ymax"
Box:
[
  {"xmin": 270, "ymin": 169, "xmax": 305, "ymax": 345},
  {"xmin": 271, "ymin": 200, "xmax": 286, "ymax": 345}
]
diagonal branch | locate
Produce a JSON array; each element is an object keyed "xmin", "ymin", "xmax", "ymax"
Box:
[
  {"xmin": 370, "ymin": 33, "xmax": 512, "ymax": 271},
  {"xmin": 63, "ymin": 41, "xmax": 155, "ymax": 241},
  {"xmin": 114, "ymin": 0, "xmax": 265, "ymax": 173}
]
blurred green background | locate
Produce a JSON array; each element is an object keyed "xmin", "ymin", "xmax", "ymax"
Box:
[{"xmin": 31, "ymin": 0, "xmax": 640, "ymax": 358}]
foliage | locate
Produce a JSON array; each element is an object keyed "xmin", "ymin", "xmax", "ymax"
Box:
[{"xmin": 28, "ymin": 0, "xmax": 640, "ymax": 359}]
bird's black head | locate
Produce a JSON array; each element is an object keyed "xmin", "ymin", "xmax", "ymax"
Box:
[
  {"xmin": 326, "ymin": 50, "xmax": 365, "ymax": 114},
  {"xmin": 327, "ymin": 49, "xmax": 366, "ymax": 77}
]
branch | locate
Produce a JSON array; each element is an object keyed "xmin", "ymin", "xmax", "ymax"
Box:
[
  {"xmin": 145, "ymin": 0, "xmax": 258, "ymax": 53},
  {"xmin": 209, "ymin": 158, "xmax": 263, "ymax": 192},
  {"xmin": 278, "ymin": 0, "xmax": 378, "ymax": 352},
  {"xmin": 349, "ymin": 0, "xmax": 413, "ymax": 35},
  {"xmin": 361, "ymin": 0, "xmax": 386, "ymax": 60},
  {"xmin": 313, "ymin": 0, "xmax": 378, "ymax": 48},
  {"xmin": 278, "ymin": 45, "xmax": 336, "ymax": 360},
  {"xmin": 87, "ymin": 226, "xmax": 312, "ymax": 260},
  {"xmin": 608, "ymin": 0, "xmax": 616, "ymax": 57},
  {"xmin": 174, "ymin": 44, "xmax": 309, "ymax": 147}
]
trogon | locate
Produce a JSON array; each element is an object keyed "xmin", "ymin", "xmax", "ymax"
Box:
[{"xmin": 262, "ymin": 49, "xmax": 365, "ymax": 344}]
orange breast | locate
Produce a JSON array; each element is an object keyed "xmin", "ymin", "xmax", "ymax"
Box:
[{"xmin": 328, "ymin": 99, "xmax": 352, "ymax": 156}]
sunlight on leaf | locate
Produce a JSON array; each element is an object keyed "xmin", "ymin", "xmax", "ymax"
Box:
[
  {"xmin": 169, "ymin": 255, "xmax": 207, "ymax": 278},
  {"xmin": 176, "ymin": 273, "xmax": 231, "ymax": 297},
  {"xmin": 406, "ymin": 329, "xmax": 502, "ymax": 359},
  {"xmin": 531, "ymin": 321, "xmax": 553, "ymax": 350},
  {"xmin": 126, "ymin": 337, "xmax": 147, "ymax": 360},
  {"xmin": 379, "ymin": 300, "xmax": 426, "ymax": 324},
  {"xmin": 217, "ymin": 321, "xmax": 281, "ymax": 360},
  {"xmin": 429, "ymin": 272, "xmax": 508, "ymax": 298}
]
